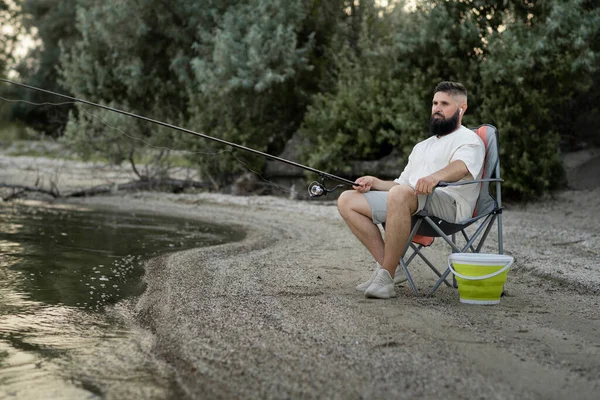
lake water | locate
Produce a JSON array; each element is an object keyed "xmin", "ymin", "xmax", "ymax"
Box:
[{"xmin": 0, "ymin": 200, "xmax": 245, "ymax": 399}]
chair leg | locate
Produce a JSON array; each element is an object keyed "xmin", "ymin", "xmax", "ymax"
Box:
[
  {"xmin": 397, "ymin": 220, "xmax": 424, "ymax": 296},
  {"xmin": 428, "ymin": 267, "xmax": 453, "ymax": 296},
  {"xmin": 451, "ymin": 233, "xmax": 458, "ymax": 288},
  {"xmin": 412, "ymin": 248, "xmax": 453, "ymax": 288},
  {"xmin": 399, "ymin": 258, "xmax": 419, "ymax": 296}
]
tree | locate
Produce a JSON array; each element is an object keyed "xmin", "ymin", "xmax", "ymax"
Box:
[
  {"xmin": 180, "ymin": 0, "xmax": 314, "ymax": 186},
  {"xmin": 299, "ymin": 0, "xmax": 502, "ymax": 178},
  {"xmin": 0, "ymin": 0, "xmax": 24, "ymax": 127},
  {"xmin": 60, "ymin": 0, "xmax": 206, "ymax": 179},
  {"xmin": 299, "ymin": 1, "xmax": 411, "ymax": 176},
  {"xmin": 0, "ymin": 0, "xmax": 20, "ymax": 78},
  {"xmin": 299, "ymin": 0, "xmax": 600, "ymax": 199},
  {"xmin": 14, "ymin": 0, "xmax": 596, "ymax": 198},
  {"xmin": 5, "ymin": 0, "xmax": 79, "ymax": 136},
  {"xmin": 478, "ymin": 0, "xmax": 600, "ymax": 198}
]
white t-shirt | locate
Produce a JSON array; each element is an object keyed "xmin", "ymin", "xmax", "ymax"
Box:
[{"xmin": 393, "ymin": 125, "xmax": 485, "ymax": 222}]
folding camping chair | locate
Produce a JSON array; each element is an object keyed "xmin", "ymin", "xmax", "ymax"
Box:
[{"xmin": 397, "ymin": 124, "xmax": 504, "ymax": 296}]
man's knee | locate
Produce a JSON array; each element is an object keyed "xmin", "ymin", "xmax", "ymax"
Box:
[
  {"xmin": 337, "ymin": 190, "xmax": 372, "ymax": 218},
  {"xmin": 337, "ymin": 190, "xmax": 355, "ymax": 214},
  {"xmin": 388, "ymin": 184, "xmax": 414, "ymax": 200},
  {"xmin": 388, "ymin": 185, "xmax": 417, "ymax": 211}
]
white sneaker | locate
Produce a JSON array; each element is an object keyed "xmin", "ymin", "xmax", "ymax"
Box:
[
  {"xmin": 364, "ymin": 269, "xmax": 396, "ymax": 299},
  {"xmin": 356, "ymin": 266, "xmax": 379, "ymax": 292},
  {"xmin": 356, "ymin": 263, "xmax": 408, "ymax": 292},
  {"xmin": 394, "ymin": 265, "xmax": 408, "ymax": 284}
]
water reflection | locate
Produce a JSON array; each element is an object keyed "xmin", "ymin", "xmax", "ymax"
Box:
[
  {"xmin": 0, "ymin": 200, "xmax": 243, "ymax": 311},
  {"xmin": 0, "ymin": 200, "xmax": 244, "ymax": 398}
]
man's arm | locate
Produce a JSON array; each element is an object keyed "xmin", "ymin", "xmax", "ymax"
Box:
[
  {"xmin": 414, "ymin": 160, "xmax": 470, "ymax": 195},
  {"xmin": 354, "ymin": 176, "xmax": 398, "ymax": 193}
]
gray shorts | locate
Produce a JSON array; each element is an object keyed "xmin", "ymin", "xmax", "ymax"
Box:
[{"xmin": 363, "ymin": 188, "xmax": 457, "ymax": 225}]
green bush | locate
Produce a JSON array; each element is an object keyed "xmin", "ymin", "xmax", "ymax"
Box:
[
  {"xmin": 299, "ymin": 1, "xmax": 493, "ymax": 180},
  {"xmin": 478, "ymin": 0, "xmax": 600, "ymax": 198},
  {"xmin": 300, "ymin": 0, "xmax": 600, "ymax": 199},
  {"xmin": 8, "ymin": 0, "xmax": 599, "ymax": 199},
  {"xmin": 299, "ymin": 50, "xmax": 424, "ymax": 177}
]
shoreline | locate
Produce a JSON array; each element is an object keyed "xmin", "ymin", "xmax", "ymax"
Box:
[
  {"xmin": 2, "ymin": 152, "xmax": 600, "ymax": 398},
  {"xmin": 72, "ymin": 189, "xmax": 600, "ymax": 292},
  {"xmin": 64, "ymin": 190, "xmax": 600, "ymax": 399}
]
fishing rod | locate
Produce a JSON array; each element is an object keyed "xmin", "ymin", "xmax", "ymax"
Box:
[{"xmin": 0, "ymin": 78, "xmax": 360, "ymax": 197}]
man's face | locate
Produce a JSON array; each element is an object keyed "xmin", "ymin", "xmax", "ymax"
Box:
[{"xmin": 430, "ymin": 91, "xmax": 461, "ymax": 137}]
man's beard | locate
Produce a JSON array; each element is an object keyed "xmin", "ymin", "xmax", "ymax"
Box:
[{"xmin": 429, "ymin": 109, "xmax": 460, "ymax": 137}]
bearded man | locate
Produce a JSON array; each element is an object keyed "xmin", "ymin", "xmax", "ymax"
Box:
[{"xmin": 337, "ymin": 81, "xmax": 485, "ymax": 299}]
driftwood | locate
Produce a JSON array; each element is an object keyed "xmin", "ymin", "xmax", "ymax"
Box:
[
  {"xmin": 67, "ymin": 178, "xmax": 209, "ymax": 197},
  {"xmin": 0, "ymin": 179, "xmax": 209, "ymax": 201},
  {"xmin": 0, "ymin": 183, "xmax": 59, "ymax": 201}
]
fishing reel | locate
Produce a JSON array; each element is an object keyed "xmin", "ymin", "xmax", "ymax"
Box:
[{"xmin": 308, "ymin": 177, "xmax": 345, "ymax": 198}]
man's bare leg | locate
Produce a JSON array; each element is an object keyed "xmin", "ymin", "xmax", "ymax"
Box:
[
  {"xmin": 337, "ymin": 190, "xmax": 385, "ymax": 264},
  {"xmin": 381, "ymin": 185, "xmax": 418, "ymax": 278}
]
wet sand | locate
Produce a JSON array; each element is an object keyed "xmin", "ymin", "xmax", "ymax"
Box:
[
  {"xmin": 71, "ymin": 190, "xmax": 600, "ymax": 400},
  {"xmin": 2, "ymin": 153, "xmax": 600, "ymax": 399}
]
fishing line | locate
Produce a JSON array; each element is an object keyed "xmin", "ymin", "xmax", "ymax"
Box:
[
  {"xmin": 0, "ymin": 96, "xmax": 75, "ymax": 107},
  {"xmin": 0, "ymin": 95, "xmax": 230, "ymax": 155},
  {"xmin": 1, "ymin": 78, "xmax": 360, "ymax": 197},
  {"xmin": 0, "ymin": 94, "xmax": 307, "ymax": 197}
]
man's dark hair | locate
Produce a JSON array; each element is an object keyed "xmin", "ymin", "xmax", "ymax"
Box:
[{"xmin": 434, "ymin": 81, "xmax": 467, "ymax": 98}]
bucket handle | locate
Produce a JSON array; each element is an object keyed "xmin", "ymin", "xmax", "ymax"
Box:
[{"xmin": 447, "ymin": 257, "xmax": 514, "ymax": 281}]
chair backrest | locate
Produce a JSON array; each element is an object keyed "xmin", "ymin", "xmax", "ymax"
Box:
[{"xmin": 472, "ymin": 124, "xmax": 500, "ymax": 217}]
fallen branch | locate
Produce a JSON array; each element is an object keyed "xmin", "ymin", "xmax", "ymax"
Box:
[
  {"xmin": 0, "ymin": 183, "xmax": 59, "ymax": 201},
  {"xmin": 66, "ymin": 178, "xmax": 210, "ymax": 197},
  {"xmin": 1, "ymin": 179, "xmax": 209, "ymax": 200}
]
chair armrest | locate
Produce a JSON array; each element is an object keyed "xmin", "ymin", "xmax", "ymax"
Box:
[
  {"xmin": 437, "ymin": 178, "xmax": 503, "ymax": 188},
  {"xmin": 420, "ymin": 178, "xmax": 503, "ymax": 214}
]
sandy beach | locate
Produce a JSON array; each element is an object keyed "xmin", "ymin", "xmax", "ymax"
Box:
[{"xmin": 2, "ymin": 153, "xmax": 600, "ymax": 399}]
